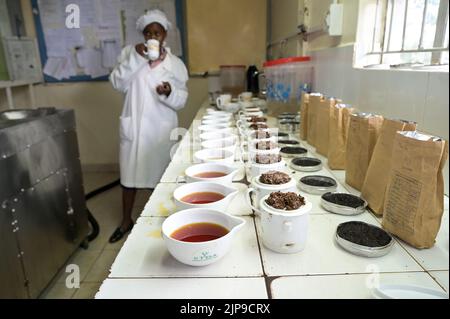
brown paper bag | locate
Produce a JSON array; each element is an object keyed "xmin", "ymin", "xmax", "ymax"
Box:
[
  {"xmin": 267, "ymin": 101, "xmax": 300, "ymax": 117},
  {"xmin": 382, "ymin": 131, "xmax": 448, "ymax": 249},
  {"xmin": 345, "ymin": 113, "xmax": 384, "ymax": 191},
  {"xmin": 361, "ymin": 119, "xmax": 417, "ymax": 216},
  {"xmin": 299, "ymin": 92, "xmax": 309, "ymax": 140},
  {"xmin": 306, "ymin": 93, "xmax": 323, "ymax": 147},
  {"xmin": 315, "ymin": 98, "xmax": 340, "ymax": 156},
  {"xmin": 328, "ymin": 105, "xmax": 355, "ymax": 170}
]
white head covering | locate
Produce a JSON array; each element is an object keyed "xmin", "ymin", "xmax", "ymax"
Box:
[{"xmin": 136, "ymin": 9, "xmax": 172, "ymax": 32}]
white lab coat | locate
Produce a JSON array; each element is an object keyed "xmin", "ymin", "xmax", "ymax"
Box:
[{"xmin": 110, "ymin": 45, "xmax": 188, "ymax": 188}]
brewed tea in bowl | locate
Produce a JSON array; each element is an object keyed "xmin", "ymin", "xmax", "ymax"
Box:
[
  {"xmin": 162, "ymin": 208, "xmax": 245, "ymax": 266},
  {"xmin": 173, "ymin": 181, "xmax": 239, "ymax": 212},
  {"xmin": 184, "ymin": 163, "xmax": 239, "ymax": 185}
]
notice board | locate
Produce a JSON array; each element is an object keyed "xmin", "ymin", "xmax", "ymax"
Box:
[{"xmin": 31, "ymin": 0, "xmax": 184, "ymax": 82}]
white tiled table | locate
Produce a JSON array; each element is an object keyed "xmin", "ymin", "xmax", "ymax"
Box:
[
  {"xmin": 97, "ymin": 278, "xmax": 268, "ymax": 299},
  {"xmin": 257, "ymin": 213, "xmax": 422, "ymax": 277},
  {"xmin": 108, "ymin": 216, "xmax": 263, "ymax": 278},
  {"xmin": 97, "ymin": 100, "xmax": 449, "ymax": 299},
  {"xmin": 270, "ymin": 272, "xmax": 444, "ymax": 299}
]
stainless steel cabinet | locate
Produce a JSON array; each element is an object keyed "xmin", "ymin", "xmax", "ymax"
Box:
[
  {"xmin": 0, "ymin": 108, "xmax": 88, "ymax": 299},
  {"xmin": 0, "ymin": 208, "xmax": 28, "ymax": 298}
]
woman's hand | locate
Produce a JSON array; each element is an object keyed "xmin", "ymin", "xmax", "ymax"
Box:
[
  {"xmin": 135, "ymin": 43, "xmax": 148, "ymax": 58},
  {"xmin": 156, "ymin": 82, "xmax": 172, "ymax": 97}
]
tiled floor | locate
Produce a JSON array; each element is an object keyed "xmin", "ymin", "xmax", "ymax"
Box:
[{"xmin": 39, "ymin": 171, "xmax": 152, "ymax": 299}]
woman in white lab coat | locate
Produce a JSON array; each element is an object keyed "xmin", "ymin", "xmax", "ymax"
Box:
[{"xmin": 109, "ymin": 10, "xmax": 188, "ymax": 243}]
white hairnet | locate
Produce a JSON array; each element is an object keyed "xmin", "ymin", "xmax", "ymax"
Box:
[{"xmin": 136, "ymin": 9, "xmax": 172, "ymax": 32}]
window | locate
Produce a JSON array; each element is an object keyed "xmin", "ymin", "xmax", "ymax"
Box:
[{"xmin": 356, "ymin": 0, "xmax": 449, "ymax": 70}]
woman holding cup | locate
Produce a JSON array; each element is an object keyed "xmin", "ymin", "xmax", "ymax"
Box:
[{"xmin": 109, "ymin": 10, "xmax": 189, "ymax": 243}]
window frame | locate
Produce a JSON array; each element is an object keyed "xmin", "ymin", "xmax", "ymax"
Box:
[{"xmin": 356, "ymin": 0, "xmax": 449, "ymax": 71}]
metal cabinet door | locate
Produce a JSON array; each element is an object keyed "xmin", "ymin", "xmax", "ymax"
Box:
[
  {"xmin": 0, "ymin": 208, "xmax": 28, "ymax": 298},
  {"xmin": 11, "ymin": 172, "xmax": 80, "ymax": 299}
]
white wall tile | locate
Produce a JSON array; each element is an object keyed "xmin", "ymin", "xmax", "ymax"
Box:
[
  {"xmin": 385, "ymin": 71, "xmax": 428, "ymax": 124},
  {"xmin": 423, "ymin": 73, "xmax": 449, "ymax": 140},
  {"xmin": 423, "ymin": 72, "xmax": 449, "ymax": 195},
  {"xmin": 357, "ymin": 70, "xmax": 390, "ymax": 114}
]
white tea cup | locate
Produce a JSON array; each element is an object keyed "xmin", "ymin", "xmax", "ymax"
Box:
[
  {"xmin": 248, "ymin": 193, "xmax": 312, "ymax": 254},
  {"xmin": 216, "ymin": 94, "xmax": 232, "ymax": 109},
  {"xmin": 145, "ymin": 39, "xmax": 160, "ymax": 60},
  {"xmin": 238, "ymin": 92, "xmax": 253, "ymax": 102}
]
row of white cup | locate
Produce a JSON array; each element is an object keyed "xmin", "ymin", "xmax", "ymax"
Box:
[{"xmin": 234, "ymin": 103, "xmax": 313, "ymax": 255}]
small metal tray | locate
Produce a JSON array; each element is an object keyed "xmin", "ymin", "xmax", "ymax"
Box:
[
  {"xmin": 321, "ymin": 192, "xmax": 367, "ymax": 215},
  {"xmin": 298, "ymin": 175, "xmax": 337, "ymax": 195},
  {"xmin": 335, "ymin": 221, "xmax": 394, "ymax": 258},
  {"xmin": 275, "ymin": 132, "xmax": 290, "ymax": 141},
  {"xmin": 278, "ymin": 140, "xmax": 300, "ymax": 146},
  {"xmin": 290, "ymin": 157, "xmax": 322, "ymax": 172},
  {"xmin": 280, "ymin": 147, "xmax": 308, "ymax": 158}
]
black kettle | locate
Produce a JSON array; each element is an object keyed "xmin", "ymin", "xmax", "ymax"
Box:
[{"xmin": 246, "ymin": 65, "xmax": 260, "ymax": 95}]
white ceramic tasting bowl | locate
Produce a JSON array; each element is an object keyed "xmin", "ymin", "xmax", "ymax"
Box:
[
  {"xmin": 173, "ymin": 181, "xmax": 239, "ymax": 212},
  {"xmin": 162, "ymin": 208, "xmax": 245, "ymax": 266},
  {"xmin": 194, "ymin": 148, "xmax": 235, "ymax": 165},
  {"xmin": 198, "ymin": 124, "xmax": 230, "ymax": 132},
  {"xmin": 199, "ymin": 131, "xmax": 237, "ymax": 142},
  {"xmin": 222, "ymin": 102, "xmax": 240, "ymax": 114},
  {"xmin": 206, "ymin": 109, "xmax": 233, "ymax": 117},
  {"xmin": 184, "ymin": 163, "xmax": 240, "ymax": 185},
  {"xmin": 203, "ymin": 112, "xmax": 233, "ymax": 120},
  {"xmin": 201, "ymin": 138, "xmax": 237, "ymax": 154},
  {"xmin": 202, "ymin": 119, "xmax": 233, "ymax": 126}
]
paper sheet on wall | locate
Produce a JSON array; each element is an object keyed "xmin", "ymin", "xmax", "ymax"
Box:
[
  {"xmin": 96, "ymin": 0, "xmax": 122, "ymax": 27},
  {"xmin": 44, "ymin": 28, "xmax": 69, "ymax": 57},
  {"xmin": 65, "ymin": 28, "xmax": 85, "ymax": 49},
  {"xmin": 75, "ymin": 0, "xmax": 97, "ymax": 27},
  {"xmin": 101, "ymin": 40, "xmax": 122, "ymax": 68},
  {"xmin": 43, "ymin": 56, "xmax": 77, "ymax": 80},
  {"xmin": 38, "ymin": 0, "xmax": 64, "ymax": 28},
  {"xmin": 76, "ymin": 48, "xmax": 109, "ymax": 78}
]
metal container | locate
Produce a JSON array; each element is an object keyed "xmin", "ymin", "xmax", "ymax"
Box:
[
  {"xmin": 290, "ymin": 157, "xmax": 322, "ymax": 172},
  {"xmin": 298, "ymin": 175, "xmax": 337, "ymax": 195},
  {"xmin": 278, "ymin": 120, "xmax": 292, "ymax": 132},
  {"xmin": 335, "ymin": 222, "xmax": 394, "ymax": 258},
  {"xmin": 278, "ymin": 114, "xmax": 296, "ymax": 122},
  {"xmin": 320, "ymin": 192, "xmax": 367, "ymax": 215},
  {"xmin": 278, "ymin": 139, "xmax": 300, "ymax": 146},
  {"xmin": 279, "ymin": 120, "xmax": 301, "ymax": 133},
  {"xmin": 274, "ymin": 132, "xmax": 290, "ymax": 140},
  {"xmin": 0, "ymin": 108, "xmax": 89, "ymax": 298},
  {"xmin": 280, "ymin": 147, "xmax": 308, "ymax": 158}
]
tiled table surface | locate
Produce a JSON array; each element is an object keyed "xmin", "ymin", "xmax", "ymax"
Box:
[{"xmin": 97, "ymin": 101, "xmax": 449, "ymax": 299}]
